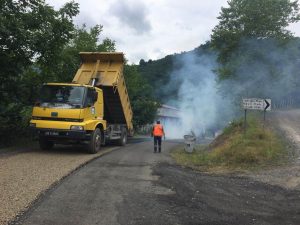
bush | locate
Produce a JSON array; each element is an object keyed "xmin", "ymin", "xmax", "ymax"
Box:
[{"xmin": 0, "ymin": 104, "xmax": 32, "ymax": 146}]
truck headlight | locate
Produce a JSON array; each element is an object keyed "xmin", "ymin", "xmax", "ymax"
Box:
[{"xmin": 70, "ymin": 125, "xmax": 84, "ymax": 131}]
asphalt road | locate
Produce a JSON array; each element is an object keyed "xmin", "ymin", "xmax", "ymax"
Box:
[{"xmin": 13, "ymin": 140, "xmax": 300, "ymax": 225}]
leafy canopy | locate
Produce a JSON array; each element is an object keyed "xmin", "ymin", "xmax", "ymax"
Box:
[
  {"xmin": 21, "ymin": 24, "xmax": 116, "ymax": 106},
  {"xmin": 211, "ymin": 0, "xmax": 300, "ymax": 66},
  {"xmin": 0, "ymin": 0, "xmax": 79, "ymax": 104},
  {"xmin": 49, "ymin": 24, "xmax": 116, "ymax": 83}
]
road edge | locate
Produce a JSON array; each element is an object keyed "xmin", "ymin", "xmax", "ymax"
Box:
[{"xmin": 8, "ymin": 146, "xmax": 120, "ymax": 225}]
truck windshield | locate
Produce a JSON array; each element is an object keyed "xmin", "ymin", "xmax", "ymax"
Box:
[{"xmin": 39, "ymin": 85, "xmax": 85, "ymax": 108}]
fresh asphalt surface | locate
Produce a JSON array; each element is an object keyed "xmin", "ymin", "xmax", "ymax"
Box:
[{"xmin": 13, "ymin": 139, "xmax": 300, "ymax": 225}]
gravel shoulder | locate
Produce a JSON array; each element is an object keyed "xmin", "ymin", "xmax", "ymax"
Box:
[
  {"xmin": 0, "ymin": 144, "xmax": 119, "ymax": 225},
  {"xmin": 240, "ymin": 110, "xmax": 300, "ymax": 190}
]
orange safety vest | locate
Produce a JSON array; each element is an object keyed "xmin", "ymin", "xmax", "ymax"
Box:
[{"xmin": 153, "ymin": 124, "xmax": 164, "ymax": 137}]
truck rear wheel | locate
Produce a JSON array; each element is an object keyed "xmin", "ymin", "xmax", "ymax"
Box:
[
  {"xmin": 39, "ymin": 137, "xmax": 54, "ymax": 150},
  {"xmin": 88, "ymin": 128, "xmax": 101, "ymax": 154},
  {"xmin": 118, "ymin": 128, "xmax": 127, "ymax": 146}
]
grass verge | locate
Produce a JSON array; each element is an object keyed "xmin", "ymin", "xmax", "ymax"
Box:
[{"xmin": 171, "ymin": 115, "xmax": 287, "ymax": 172}]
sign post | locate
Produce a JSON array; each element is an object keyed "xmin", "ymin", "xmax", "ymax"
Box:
[
  {"xmin": 263, "ymin": 99, "xmax": 271, "ymax": 129},
  {"xmin": 242, "ymin": 98, "xmax": 271, "ymax": 133},
  {"xmin": 244, "ymin": 109, "xmax": 247, "ymax": 134}
]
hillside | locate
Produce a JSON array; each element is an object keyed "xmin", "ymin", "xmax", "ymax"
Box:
[{"xmin": 137, "ymin": 42, "xmax": 212, "ymax": 103}]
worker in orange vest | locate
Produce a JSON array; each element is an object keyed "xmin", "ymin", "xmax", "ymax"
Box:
[{"xmin": 151, "ymin": 121, "xmax": 165, "ymax": 153}]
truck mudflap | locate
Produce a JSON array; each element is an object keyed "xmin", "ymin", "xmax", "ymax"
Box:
[{"xmin": 34, "ymin": 128, "xmax": 91, "ymax": 140}]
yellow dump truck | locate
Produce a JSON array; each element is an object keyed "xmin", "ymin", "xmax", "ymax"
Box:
[{"xmin": 30, "ymin": 52, "xmax": 133, "ymax": 153}]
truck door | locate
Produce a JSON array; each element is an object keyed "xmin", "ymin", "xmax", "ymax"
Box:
[{"xmin": 82, "ymin": 88, "xmax": 103, "ymax": 120}]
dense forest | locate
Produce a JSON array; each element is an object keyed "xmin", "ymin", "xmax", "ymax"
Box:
[{"xmin": 1, "ymin": 0, "xmax": 300, "ymax": 144}]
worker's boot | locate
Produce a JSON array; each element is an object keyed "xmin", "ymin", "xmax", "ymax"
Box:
[
  {"xmin": 154, "ymin": 145, "xmax": 157, "ymax": 153},
  {"xmin": 158, "ymin": 146, "xmax": 161, "ymax": 153}
]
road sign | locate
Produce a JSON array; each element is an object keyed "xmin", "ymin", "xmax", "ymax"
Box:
[
  {"xmin": 264, "ymin": 99, "xmax": 271, "ymax": 111},
  {"xmin": 242, "ymin": 98, "xmax": 271, "ymax": 111}
]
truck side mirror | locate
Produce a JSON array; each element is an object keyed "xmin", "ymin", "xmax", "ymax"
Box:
[{"xmin": 93, "ymin": 92, "xmax": 98, "ymax": 102}]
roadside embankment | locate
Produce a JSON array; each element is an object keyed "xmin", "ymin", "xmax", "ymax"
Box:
[
  {"xmin": 172, "ymin": 115, "xmax": 287, "ymax": 171},
  {"xmin": 0, "ymin": 145, "xmax": 118, "ymax": 225},
  {"xmin": 171, "ymin": 111, "xmax": 300, "ymax": 190}
]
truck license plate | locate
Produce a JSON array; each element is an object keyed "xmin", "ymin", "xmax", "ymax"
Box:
[{"xmin": 45, "ymin": 131, "xmax": 59, "ymax": 136}]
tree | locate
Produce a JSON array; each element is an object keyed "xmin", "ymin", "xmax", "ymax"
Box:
[
  {"xmin": 44, "ymin": 24, "xmax": 116, "ymax": 83},
  {"xmin": 138, "ymin": 54, "xmax": 176, "ymax": 101},
  {"xmin": 211, "ymin": 0, "xmax": 300, "ymax": 69},
  {"xmin": 0, "ymin": 0, "xmax": 79, "ymax": 103},
  {"xmin": 210, "ymin": 0, "xmax": 300, "ymax": 110},
  {"xmin": 12, "ymin": 24, "xmax": 115, "ymax": 105},
  {"xmin": 124, "ymin": 65, "xmax": 158, "ymax": 127},
  {"xmin": 0, "ymin": 0, "xmax": 79, "ymax": 144}
]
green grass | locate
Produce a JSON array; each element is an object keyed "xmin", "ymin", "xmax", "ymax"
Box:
[{"xmin": 171, "ymin": 115, "xmax": 287, "ymax": 171}]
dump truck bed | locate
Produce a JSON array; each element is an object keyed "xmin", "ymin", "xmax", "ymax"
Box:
[{"xmin": 72, "ymin": 52, "xmax": 133, "ymax": 131}]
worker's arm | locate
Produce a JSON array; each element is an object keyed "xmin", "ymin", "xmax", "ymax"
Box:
[
  {"xmin": 151, "ymin": 126, "xmax": 154, "ymax": 137},
  {"xmin": 162, "ymin": 128, "xmax": 166, "ymax": 140}
]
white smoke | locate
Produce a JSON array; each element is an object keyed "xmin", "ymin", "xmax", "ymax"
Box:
[
  {"xmin": 163, "ymin": 51, "xmax": 234, "ymax": 139},
  {"xmin": 162, "ymin": 38, "xmax": 300, "ymax": 139}
]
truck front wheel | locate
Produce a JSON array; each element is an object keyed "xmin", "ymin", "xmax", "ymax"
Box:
[
  {"xmin": 39, "ymin": 137, "xmax": 54, "ymax": 150},
  {"xmin": 88, "ymin": 128, "xmax": 102, "ymax": 154}
]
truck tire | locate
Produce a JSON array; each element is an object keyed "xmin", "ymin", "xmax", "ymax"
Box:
[
  {"xmin": 118, "ymin": 128, "xmax": 127, "ymax": 146},
  {"xmin": 101, "ymin": 132, "xmax": 107, "ymax": 146},
  {"xmin": 88, "ymin": 128, "xmax": 101, "ymax": 154},
  {"xmin": 39, "ymin": 137, "xmax": 54, "ymax": 150}
]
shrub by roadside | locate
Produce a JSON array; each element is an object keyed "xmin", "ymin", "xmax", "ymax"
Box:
[{"xmin": 0, "ymin": 105, "xmax": 33, "ymax": 148}]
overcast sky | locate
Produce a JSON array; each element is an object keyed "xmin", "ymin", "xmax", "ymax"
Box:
[{"xmin": 46, "ymin": 0, "xmax": 300, "ymax": 64}]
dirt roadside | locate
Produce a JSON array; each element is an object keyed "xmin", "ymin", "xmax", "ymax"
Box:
[
  {"xmin": 241, "ymin": 110, "xmax": 300, "ymax": 190},
  {"xmin": 0, "ymin": 144, "xmax": 119, "ymax": 225}
]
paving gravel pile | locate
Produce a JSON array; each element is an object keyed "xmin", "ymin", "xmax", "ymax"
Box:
[{"xmin": 0, "ymin": 145, "xmax": 117, "ymax": 225}]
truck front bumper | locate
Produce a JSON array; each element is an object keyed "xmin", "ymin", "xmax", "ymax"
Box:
[{"xmin": 32, "ymin": 128, "xmax": 91, "ymax": 141}]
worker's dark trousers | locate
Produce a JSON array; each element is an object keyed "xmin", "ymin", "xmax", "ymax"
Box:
[{"xmin": 154, "ymin": 136, "xmax": 162, "ymax": 152}]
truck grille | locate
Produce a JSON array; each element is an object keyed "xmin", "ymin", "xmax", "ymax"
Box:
[{"xmin": 32, "ymin": 117, "xmax": 83, "ymax": 122}]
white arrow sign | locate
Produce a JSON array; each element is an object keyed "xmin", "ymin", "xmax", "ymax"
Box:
[{"xmin": 242, "ymin": 98, "xmax": 271, "ymax": 111}]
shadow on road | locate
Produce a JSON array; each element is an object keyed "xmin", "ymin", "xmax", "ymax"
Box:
[
  {"xmin": 0, "ymin": 136, "xmax": 211, "ymax": 158},
  {"xmin": 0, "ymin": 137, "xmax": 156, "ymax": 157}
]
